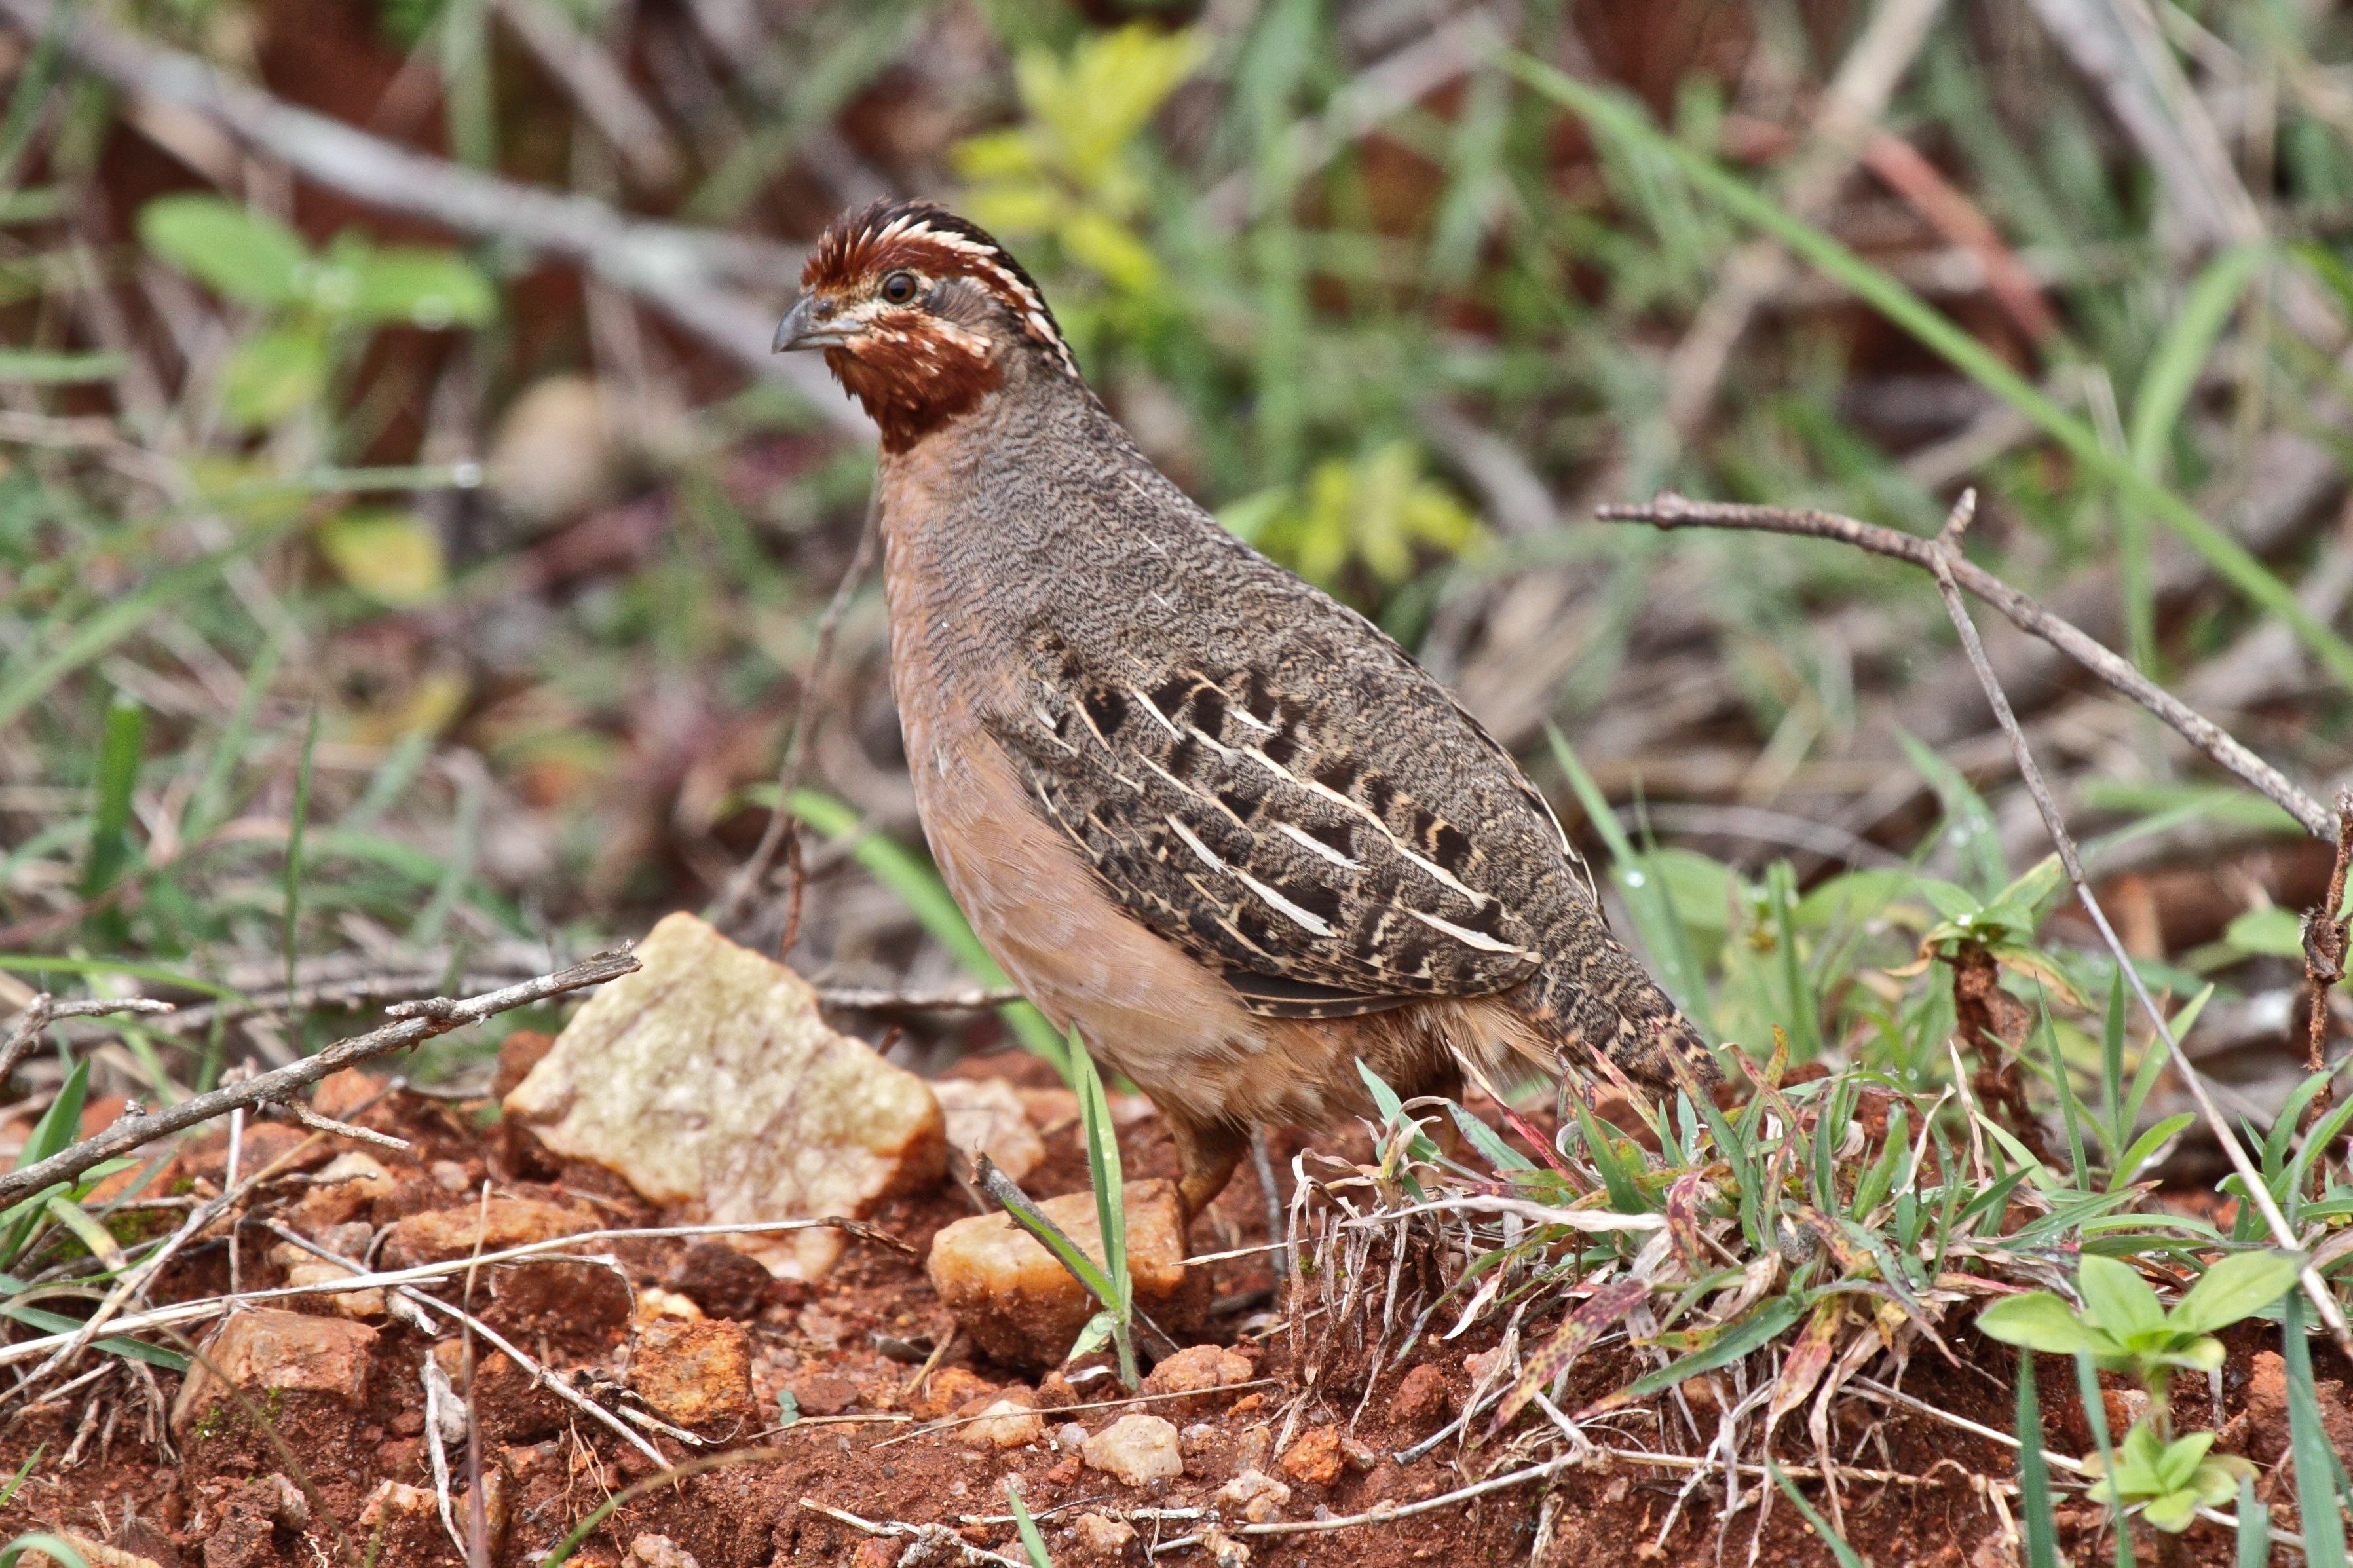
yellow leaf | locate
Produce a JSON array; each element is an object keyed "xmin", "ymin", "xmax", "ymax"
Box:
[
  {"xmin": 319, "ymin": 510, "xmax": 446, "ymax": 607},
  {"xmin": 1058, "ymin": 210, "xmax": 1159, "ymax": 293}
]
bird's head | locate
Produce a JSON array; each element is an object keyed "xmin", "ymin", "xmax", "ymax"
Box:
[{"xmin": 775, "ymin": 200, "xmax": 1078, "ymax": 451}]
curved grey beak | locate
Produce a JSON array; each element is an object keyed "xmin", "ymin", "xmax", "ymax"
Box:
[{"xmin": 773, "ymin": 294, "xmax": 850, "ymax": 352}]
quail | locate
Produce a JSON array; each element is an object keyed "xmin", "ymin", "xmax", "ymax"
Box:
[{"xmin": 776, "ymin": 199, "xmax": 1716, "ymax": 1218}]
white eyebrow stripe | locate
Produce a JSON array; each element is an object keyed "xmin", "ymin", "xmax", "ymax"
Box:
[
  {"xmin": 1129, "ymin": 686, "xmax": 1181, "ymax": 737},
  {"xmin": 1278, "ymin": 821, "xmax": 1359, "ymax": 869},
  {"xmin": 1407, "ymin": 907, "xmax": 1530, "ymax": 957},
  {"xmin": 1165, "ymin": 815, "xmax": 1226, "ymax": 874},
  {"xmin": 1233, "ymin": 870, "xmax": 1332, "ymax": 936}
]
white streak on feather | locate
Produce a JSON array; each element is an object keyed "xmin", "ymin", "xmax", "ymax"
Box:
[
  {"xmin": 1277, "ymin": 821, "xmax": 1360, "ymax": 870},
  {"xmin": 1406, "ymin": 907, "xmax": 1531, "ymax": 957},
  {"xmin": 1232, "ymin": 870, "xmax": 1332, "ymax": 937},
  {"xmin": 1165, "ymin": 814, "xmax": 1227, "ymax": 874}
]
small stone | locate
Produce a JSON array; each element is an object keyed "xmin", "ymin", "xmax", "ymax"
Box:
[
  {"xmin": 1391, "ymin": 1363, "xmax": 1454, "ymax": 1428},
  {"xmin": 913, "ymin": 1366, "xmax": 997, "ymax": 1420},
  {"xmin": 663, "ymin": 1242, "xmax": 773, "ymax": 1320},
  {"xmin": 288, "ymin": 1151, "xmax": 397, "ymax": 1230},
  {"xmin": 926, "ymin": 1179, "xmax": 1205, "ymax": 1366},
  {"xmin": 791, "ymin": 1373, "xmax": 859, "ymax": 1417},
  {"xmin": 960, "ymin": 1396, "xmax": 1046, "ymax": 1450},
  {"xmin": 931, "ymin": 1077, "xmax": 1047, "ymax": 1183},
  {"xmin": 1278, "ymin": 1425, "xmax": 1344, "ymax": 1488},
  {"xmin": 503, "ymin": 913, "xmax": 947, "ymax": 1277},
  {"xmin": 429, "ymin": 1159, "xmax": 472, "ymax": 1192},
  {"xmin": 1081, "ymin": 1413, "xmax": 1184, "ymax": 1487},
  {"xmin": 1217, "ymin": 1468, "xmax": 1292, "ymax": 1524},
  {"xmin": 1035, "ymin": 1370, "xmax": 1079, "ymax": 1409},
  {"xmin": 848, "ymin": 1541, "xmax": 905, "ymax": 1568},
  {"xmin": 1047, "ymin": 1455, "xmax": 1082, "ymax": 1486},
  {"xmin": 630, "ymin": 1317, "xmax": 755, "ymax": 1427},
  {"xmin": 1201, "ymin": 1525, "xmax": 1250, "ymax": 1567},
  {"xmin": 1180, "ymin": 1421, "xmax": 1219, "ymax": 1455},
  {"xmin": 628, "ymin": 1537, "xmax": 702, "ymax": 1568},
  {"xmin": 379, "ymin": 1197, "xmax": 597, "ymax": 1270},
  {"xmin": 1055, "ymin": 1421, "xmax": 1089, "ymax": 1452},
  {"xmin": 1070, "ymin": 1512, "xmax": 1139, "ymax": 1562},
  {"xmin": 1140, "ymin": 1343, "xmax": 1254, "ymax": 1416},
  {"xmin": 633, "ymin": 1286, "xmax": 706, "ymax": 1327},
  {"xmin": 172, "ymin": 1309, "xmax": 377, "ymax": 1438}
]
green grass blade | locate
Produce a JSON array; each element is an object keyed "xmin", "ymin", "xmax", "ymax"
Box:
[
  {"xmin": 1505, "ymin": 56, "xmax": 2353, "ymax": 691},
  {"xmin": 1767, "ymin": 1461, "xmax": 1866, "ymax": 1568},
  {"xmin": 1007, "ymin": 1480, "xmax": 1053, "ymax": 1567},
  {"xmin": 2284, "ymin": 1292, "xmax": 2348, "ymax": 1567},
  {"xmin": 2235, "ymin": 1474, "xmax": 2271, "ymax": 1568},
  {"xmin": 78, "ymin": 692, "xmax": 145, "ymax": 943},
  {"xmin": 785, "ymin": 787, "xmax": 1069, "ymax": 1079},
  {"xmin": 2014, "ymin": 1353, "xmax": 2060, "ymax": 1568}
]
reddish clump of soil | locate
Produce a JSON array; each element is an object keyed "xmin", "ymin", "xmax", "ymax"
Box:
[{"xmin": 0, "ymin": 1055, "xmax": 2303, "ymax": 1567}]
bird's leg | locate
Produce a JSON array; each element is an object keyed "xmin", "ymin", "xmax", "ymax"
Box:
[{"xmin": 1163, "ymin": 1111, "xmax": 1248, "ymax": 1224}]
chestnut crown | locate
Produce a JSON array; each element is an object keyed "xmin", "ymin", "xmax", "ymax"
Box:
[{"xmin": 776, "ymin": 201, "xmax": 1078, "ymax": 449}]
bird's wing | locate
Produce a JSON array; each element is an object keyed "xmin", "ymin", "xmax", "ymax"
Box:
[{"xmin": 988, "ymin": 628, "xmax": 1549, "ymax": 1018}]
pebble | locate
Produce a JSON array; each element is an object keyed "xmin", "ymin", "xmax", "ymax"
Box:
[
  {"xmin": 926, "ymin": 1178, "xmax": 1203, "ymax": 1366},
  {"xmin": 931, "ymin": 1077, "xmax": 1047, "ymax": 1182},
  {"xmin": 1056, "ymin": 1421, "xmax": 1090, "ymax": 1452},
  {"xmin": 628, "ymin": 1316, "xmax": 756, "ymax": 1427},
  {"xmin": 959, "ymin": 1397, "xmax": 1046, "ymax": 1450},
  {"xmin": 1070, "ymin": 1512, "xmax": 1139, "ymax": 1561},
  {"xmin": 1278, "ymin": 1425, "xmax": 1345, "ymax": 1488},
  {"xmin": 1217, "ymin": 1468, "xmax": 1293, "ymax": 1524},
  {"xmin": 1082, "ymin": 1413, "xmax": 1185, "ymax": 1487},
  {"xmin": 170, "ymin": 1308, "xmax": 377, "ymax": 1438}
]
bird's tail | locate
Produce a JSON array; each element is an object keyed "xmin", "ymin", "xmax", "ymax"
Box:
[{"xmin": 1514, "ymin": 906, "xmax": 1718, "ymax": 1096}]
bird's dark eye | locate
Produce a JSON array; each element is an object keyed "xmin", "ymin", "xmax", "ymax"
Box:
[{"xmin": 880, "ymin": 271, "xmax": 919, "ymax": 305}]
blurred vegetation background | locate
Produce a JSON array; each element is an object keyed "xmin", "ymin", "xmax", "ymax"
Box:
[{"xmin": 2, "ymin": 0, "xmax": 2349, "ymax": 1140}]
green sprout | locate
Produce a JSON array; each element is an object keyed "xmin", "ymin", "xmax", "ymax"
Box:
[
  {"xmin": 1977, "ymin": 1251, "xmax": 2303, "ymax": 1417},
  {"xmin": 2081, "ymin": 1424, "xmax": 2254, "ymax": 1534}
]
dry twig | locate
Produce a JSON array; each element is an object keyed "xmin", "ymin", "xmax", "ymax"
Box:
[
  {"xmin": 1913, "ymin": 492, "xmax": 2353, "ymax": 1358},
  {"xmin": 1597, "ymin": 492, "xmax": 2335, "ymax": 839},
  {"xmin": 0, "ymin": 996, "xmax": 175, "ymax": 1085},
  {"xmin": 2303, "ymin": 788, "xmax": 2353, "ymax": 1142}
]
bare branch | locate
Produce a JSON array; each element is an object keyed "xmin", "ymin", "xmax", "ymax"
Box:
[
  {"xmin": 1596, "ymin": 491, "xmax": 2335, "ymax": 840},
  {"xmin": 1917, "ymin": 492, "xmax": 2353, "ymax": 1361},
  {"xmin": 0, "ymin": 950, "xmax": 635, "ymax": 1206}
]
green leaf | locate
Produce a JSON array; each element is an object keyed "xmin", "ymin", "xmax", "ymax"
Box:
[
  {"xmin": 2109, "ymin": 1113, "xmax": 2196, "ymax": 1193},
  {"xmin": 318, "ymin": 511, "xmax": 447, "ymax": 607},
  {"xmin": 2223, "ymin": 906, "xmax": 2304, "ymax": 960},
  {"xmin": 2, "ymin": 1531, "xmax": 90, "ymax": 1567},
  {"xmin": 2235, "ymin": 1474, "xmax": 2271, "ymax": 1567},
  {"xmin": 1977, "ymin": 1292, "xmax": 2101, "ymax": 1356},
  {"xmin": 2079, "ymin": 1254, "xmax": 2164, "ymax": 1338},
  {"xmin": 339, "ymin": 244, "xmax": 497, "ymax": 327},
  {"xmin": 2172, "ymin": 1250, "xmax": 2304, "ymax": 1335},
  {"xmin": 1592, "ymin": 1294, "xmax": 1805, "ymax": 1410},
  {"xmin": 137, "ymin": 195, "xmax": 311, "ymax": 308},
  {"xmin": 219, "ymin": 322, "xmax": 330, "ymax": 431}
]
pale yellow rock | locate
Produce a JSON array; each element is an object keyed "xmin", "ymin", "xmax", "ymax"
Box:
[
  {"xmin": 932, "ymin": 1077, "xmax": 1046, "ymax": 1182},
  {"xmin": 926, "ymin": 1178, "xmax": 1204, "ymax": 1367},
  {"xmin": 958, "ymin": 1396, "xmax": 1046, "ymax": 1451},
  {"xmin": 504, "ymin": 912, "xmax": 947, "ymax": 1277},
  {"xmin": 1082, "ymin": 1413, "xmax": 1184, "ymax": 1486}
]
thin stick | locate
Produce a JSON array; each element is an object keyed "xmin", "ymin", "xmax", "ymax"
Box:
[
  {"xmin": 2302, "ymin": 788, "xmax": 2353, "ymax": 1145},
  {"xmin": 1596, "ymin": 492, "xmax": 2335, "ymax": 840},
  {"xmin": 799, "ymin": 1499, "xmax": 1034, "ymax": 1568},
  {"xmin": 709, "ymin": 494, "xmax": 882, "ymax": 933},
  {"xmin": 1919, "ymin": 492, "xmax": 2353, "ymax": 1360},
  {"xmin": 0, "ymin": 950, "xmax": 635, "ymax": 1207},
  {"xmin": 0, "ymin": 997, "xmax": 174, "ymax": 1083}
]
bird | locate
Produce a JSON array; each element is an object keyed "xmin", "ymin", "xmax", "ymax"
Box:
[{"xmin": 775, "ymin": 198, "xmax": 1717, "ymax": 1220}]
